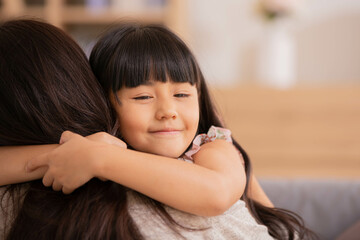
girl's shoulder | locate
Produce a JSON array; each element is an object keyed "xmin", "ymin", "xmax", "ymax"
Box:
[{"xmin": 181, "ymin": 126, "xmax": 232, "ymax": 162}]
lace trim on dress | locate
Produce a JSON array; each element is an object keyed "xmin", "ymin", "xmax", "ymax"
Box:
[{"xmin": 181, "ymin": 126, "xmax": 232, "ymax": 161}]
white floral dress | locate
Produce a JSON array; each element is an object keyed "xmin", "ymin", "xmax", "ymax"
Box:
[{"xmin": 127, "ymin": 126, "xmax": 273, "ymax": 239}]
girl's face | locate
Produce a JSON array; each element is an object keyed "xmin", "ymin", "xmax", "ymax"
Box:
[{"xmin": 111, "ymin": 80, "xmax": 199, "ymax": 158}]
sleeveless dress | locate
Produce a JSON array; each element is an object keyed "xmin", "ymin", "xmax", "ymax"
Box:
[{"xmin": 127, "ymin": 126, "xmax": 274, "ymax": 239}]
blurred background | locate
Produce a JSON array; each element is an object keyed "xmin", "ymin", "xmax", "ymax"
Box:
[
  {"xmin": 1, "ymin": 0, "xmax": 359, "ymax": 179},
  {"xmin": 1, "ymin": 1, "xmax": 360, "ymax": 238}
]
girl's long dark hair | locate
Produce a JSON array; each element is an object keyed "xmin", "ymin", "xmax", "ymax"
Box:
[
  {"xmin": 0, "ymin": 20, "xmax": 143, "ymax": 239},
  {"xmin": 90, "ymin": 22, "xmax": 315, "ymax": 239}
]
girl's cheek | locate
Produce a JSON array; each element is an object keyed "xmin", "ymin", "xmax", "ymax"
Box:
[{"xmin": 187, "ymin": 106, "xmax": 200, "ymax": 126}]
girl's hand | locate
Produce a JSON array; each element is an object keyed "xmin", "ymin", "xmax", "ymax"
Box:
[
  {"xmin": 85, "ymin": 132, "xmax": 127, "ymax": 149},
  {"xmin": 26, "ymin": 131, "xmax": 126, "ymax": 194}
]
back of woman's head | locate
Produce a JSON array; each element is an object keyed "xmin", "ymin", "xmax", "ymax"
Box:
[
  {"xmin": 0, "ymin": 20, "xmax": 143, "ymax": 240},
  {"xmin": 0, "ymin": 19, "xmax": 114, "ymax": 145}
]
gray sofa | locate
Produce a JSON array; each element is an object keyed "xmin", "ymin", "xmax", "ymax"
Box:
[{"xmin": 260, "ymin": 178, "xmax": 360, "ymax": 240}]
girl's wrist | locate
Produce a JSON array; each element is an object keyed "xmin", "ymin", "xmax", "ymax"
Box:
[{"xmin": 89, "ymin": 142, "xmax": 111, "ymax": 181}]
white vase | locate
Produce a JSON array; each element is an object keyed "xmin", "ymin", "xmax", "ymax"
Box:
[
  {"xmin": 85, "ymin": 0, "xmax": 109, "ymax": 14},
  {"xmin": 257, "ymin": 20, "xmax": 296, "ymax": 89}
]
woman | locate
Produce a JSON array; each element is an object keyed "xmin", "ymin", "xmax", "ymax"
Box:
[{"xmin": 0, "ymin": 19, "xmax": 141, "ymax": 239}]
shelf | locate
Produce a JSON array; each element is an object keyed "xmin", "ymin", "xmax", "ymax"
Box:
[
  {"xmin": 0, "ymin": 0, "xmax": 190, "ymax": 50},
  {"xmin": 62, "ymin": 6, "xmax": 165, "ymax": 25},
  {"xmin": 0, "ymin": 0, "xmax": 170, "ymax": 27}
]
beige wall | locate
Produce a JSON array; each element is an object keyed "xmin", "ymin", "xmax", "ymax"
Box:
[
  {"xmin": 186, "ymin": 0, "xmax": 360, "ymax": 86},
  {"xmin": 212, "ymin": 86, "xmax": 360, "ymax": 178}
]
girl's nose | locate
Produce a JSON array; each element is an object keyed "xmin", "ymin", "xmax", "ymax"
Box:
[{"xmin": 155, "ymin": 101, "xmax": 178, "ymax": 120}]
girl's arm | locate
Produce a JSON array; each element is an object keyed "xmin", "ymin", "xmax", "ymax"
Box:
[
  {"xmin": 0, "ymin": 145, "xmax": 56, "ymax": 186},
  {"xmin": 0, "ymin": 137, "xmax": 273, "ymax": 214},
  {"xmin": 28, "ymin": 131, "xmax": 246, "ymax": 217},
  {"xmin": 0, "ymin": 133, "xmax": 125, "ymax": 186}
]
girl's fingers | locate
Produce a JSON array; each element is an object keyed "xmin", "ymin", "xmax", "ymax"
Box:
[
  {"xmin": 86, "ymin": 132, "xmax": 127, "ymax": 148},
  {"xmin": 113, "ymin": 139, "xmax": 127, "ymax": 148},
  {"xmin": 42, "ymin": 171, "xmax": 54, "ymax": 187},
  {"xmin": 52, "ymin": 180, "xmax": 62, "ymax": 192},
  {"xmin": 26, "ymin": 153, "xmax": 49, "ymax": 172},
  {"xmin": 59, "ymin": 130, "xmax": 77, "ymax": 144},
  {"xmin": 62, "ymin": 186, "xmax": 74, "ymax": 195},
  {"xmin": 98, "ymin": 176, "xmax": 108, "ymax": 181}
]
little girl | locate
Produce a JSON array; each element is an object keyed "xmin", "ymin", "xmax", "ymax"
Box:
[{"xmin": 0, "ymin": 21, "xmax": 313, "ymax": 239}]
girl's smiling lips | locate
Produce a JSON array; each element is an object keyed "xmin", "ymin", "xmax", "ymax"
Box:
[{"xmin": 148, "ymin": 128, "xmax": 182, "ymax": 135}]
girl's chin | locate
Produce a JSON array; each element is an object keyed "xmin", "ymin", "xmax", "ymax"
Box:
[{"xmin": 147, "ymin": 148, "xmax": 185, "ymax": 159}]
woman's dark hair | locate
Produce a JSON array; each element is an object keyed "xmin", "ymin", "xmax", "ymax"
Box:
[
  {"xmin": 90, "ymin": 22, "xmax": 316, "ymax": 239},
  {"xmin": 0, "ymin": 19, "xmax": 144, "ymax": 239}
]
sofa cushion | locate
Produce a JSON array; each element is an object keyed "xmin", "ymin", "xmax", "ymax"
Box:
[{"xmin": 259, "ymin": 178, "xmax": 360, "ymax": 240}]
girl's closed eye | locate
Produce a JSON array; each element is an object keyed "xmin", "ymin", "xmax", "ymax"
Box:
[
  {"xmin": 133, "ymin": 95, "xmax": 153, "ymax": 100},
  {"xmin": 174, "ymin": 93, "xmax": 190, "ymax": 98}
]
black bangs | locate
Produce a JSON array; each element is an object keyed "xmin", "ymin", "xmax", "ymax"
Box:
[{"xmin": 90, "ymin": 24, "xmax": 200, "ymax": 95}]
